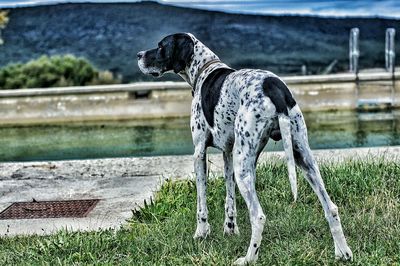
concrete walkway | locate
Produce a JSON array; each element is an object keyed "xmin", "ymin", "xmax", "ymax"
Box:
[{"xmin": 0, "ymin": 146, "xmax": 399, "ymax": 236}]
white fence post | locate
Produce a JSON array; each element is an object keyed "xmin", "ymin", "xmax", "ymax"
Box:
[
  {"xmin": 385, "ymin": 28, "xmax": 396, "ymax": 74},
  {"xmin": 349, "ymin": 28, "xmax": 360, "ymax": 75}
]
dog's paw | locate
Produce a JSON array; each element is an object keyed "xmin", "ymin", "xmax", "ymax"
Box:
[
  {"xmin": 233, "ymin": 256, "xmax": 255, "ymax": 266},
  {"xmin": 233, "ymin": 257, "xmax": 247, "ymax": 266},
  {"xmin": 335, "ymin": 242, "xmax": 353, "ymax": 261},
  {"xmin": 223, "ymin": 221, "xmax": 239, "ymax": 235},
  {"xmin": 193, "ymin": 223, "xmax": 210, "ymax": 239}
]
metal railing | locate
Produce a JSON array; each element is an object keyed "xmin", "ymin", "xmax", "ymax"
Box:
[
  {"xmin": 349, "ymin": 28, "xmax": 360, "ymax": 74},
  {"xmin": 386, "ymin": 28, "xmax": 396, "ymax": 74},
  {"xmin": 350, "ymin": 27, "xmax": 396, "ymax": 75}
]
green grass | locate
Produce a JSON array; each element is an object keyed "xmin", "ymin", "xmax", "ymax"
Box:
[{"xmin": 1, "ymin": 158, "xmax": 399, "ymax": 265}]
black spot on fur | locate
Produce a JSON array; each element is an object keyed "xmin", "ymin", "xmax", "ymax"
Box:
[
  {"xmin": 227, "ymin": 222, "xmax": 233, "ymax": 229},
  {"xmin": 262, "ymin": 77, "xmax": 296, "ymax": 116},
  {"xmin": 201, "ymin": 68, "xmax": 235, "ymax": 127},
  {"xmin": 201, "ymin": 218, "xmax": 207, "ymax": 222}
]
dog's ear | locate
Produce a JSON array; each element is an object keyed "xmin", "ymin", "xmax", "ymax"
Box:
[{"xmin": 172, "ymin": 34, "xmax": 194, "ymax": 73}]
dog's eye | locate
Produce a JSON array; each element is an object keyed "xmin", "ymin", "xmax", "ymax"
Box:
[{"xmin": 158, "ymin": 46, "xmax": 165, "ymax": 57}]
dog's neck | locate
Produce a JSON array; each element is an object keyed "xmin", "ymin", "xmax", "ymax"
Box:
[{"xmin": 178, "ymin": 36, "xmax": 220, "ymax": 89}]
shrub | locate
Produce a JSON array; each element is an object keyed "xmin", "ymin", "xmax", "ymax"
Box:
[{"xmin": 0, "ymin": 55, "xmax": 120, "ymax": 89}]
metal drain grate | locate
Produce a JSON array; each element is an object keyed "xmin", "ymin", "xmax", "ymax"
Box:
[{"xmin": 0, "ymin": 199, "xmax": 99, "ymax": 220}]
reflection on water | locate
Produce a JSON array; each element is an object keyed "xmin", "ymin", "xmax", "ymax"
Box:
[{"xmin": 0, "ymin": 109, "xmax": 399, "ymax": 162}]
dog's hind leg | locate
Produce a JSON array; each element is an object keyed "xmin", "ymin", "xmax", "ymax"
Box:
[
  {"xmin": 232, "ymin": 109, "xmax": 272, "ymax": 265},
  {"xmin": 223, "ymin": 151, "xmax": 239, "ymax": 235},
  {"xmin": 192, "ymin": 143, "xmax": 210, "ymax": 239},
  {"xmin": 232, "ymin": 147, "xmax": 264, "ymax": 265},
  {"xmin": 289, "ymin": 105, "xmax": 353, "ymax": 261}
]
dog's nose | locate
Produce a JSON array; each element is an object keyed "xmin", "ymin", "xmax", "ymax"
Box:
[{"xmin": 137, "ymin": 51, "xmax": 145, "ymax": 60}]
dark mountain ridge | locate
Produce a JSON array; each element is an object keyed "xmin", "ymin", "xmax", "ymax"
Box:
[{"xmin": 0, "ymin": 2, "xmax": 399, "ymax": 82}]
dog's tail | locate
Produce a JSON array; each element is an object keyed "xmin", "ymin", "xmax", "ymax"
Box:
[
  {"xmin": 278, "ymin": 114, "xmax": 297, "ymax": 202},
  {"xmin": 263, "ymin": 76, "xmax": 297, "ymax": 201}
]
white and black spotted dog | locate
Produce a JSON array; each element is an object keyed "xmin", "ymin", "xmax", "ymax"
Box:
[{"xmin": 137, "ymin": 33, "xmax": 353, "ymax": 265}]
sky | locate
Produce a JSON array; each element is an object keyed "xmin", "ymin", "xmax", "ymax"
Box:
[{"xmin": 0, "ymin": 0, "xmax": 399, "ymax": 18}]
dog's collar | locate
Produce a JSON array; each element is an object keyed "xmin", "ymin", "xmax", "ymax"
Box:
[{"xmin": 192, "ymin": 59, "xmax": 221, "ymax": 92}]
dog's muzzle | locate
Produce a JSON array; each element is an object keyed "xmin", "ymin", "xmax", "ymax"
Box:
[
  {"xmin": 137, "ymin": 51, "xmax": 145, "ymax": 60},
  {"xmin": 137, "ymin": 50, "xmax": 162, "ymax": 77}
]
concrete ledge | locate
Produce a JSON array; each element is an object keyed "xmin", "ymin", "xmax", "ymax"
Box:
[
  {"xmin": 0, "ymin": 146, "xmax": 399, "ymax": 236},
  {"xmin": 0, "ymin": 70, "xmax": 399, "ymax": 124},
  {"xmin": 0, "ymin": 82, "xmax": 190, "ymax": 98},
  {"xmin": 0, "ymin": 73, "xmax": 399, "ymax": 124}
]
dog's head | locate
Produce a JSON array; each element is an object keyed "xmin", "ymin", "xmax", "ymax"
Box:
[{"xmin": 137, "ymin": 33, "xmax": 194, "ymax": 77}]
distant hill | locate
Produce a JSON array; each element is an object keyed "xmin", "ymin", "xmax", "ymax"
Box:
[{"xmin": 0, "ymin": 2, "xmax": 399, "ymax": 82}]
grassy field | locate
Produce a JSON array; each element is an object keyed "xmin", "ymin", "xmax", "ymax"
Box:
[{"xmin": 0, "ymin": 159, "xmax": 399, "ymax": 265}]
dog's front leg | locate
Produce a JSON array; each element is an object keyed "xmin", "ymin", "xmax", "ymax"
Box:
[
  {"xmin": 223, "ymin": 151, "xmax": 239, "ymax": 235},
  {"xmin": 193, "ymin": 145, "xmax": 210, "ymax": 239}
]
